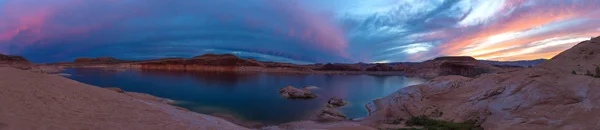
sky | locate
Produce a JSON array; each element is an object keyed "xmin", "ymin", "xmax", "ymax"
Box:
[{"xmin": 0, "ymin": 0, "xmax": 599, "ymax": 63}]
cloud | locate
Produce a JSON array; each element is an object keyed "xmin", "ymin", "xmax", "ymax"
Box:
[
  {"xmin": 0, "ymin": 0, "xmax": 598, "ymax": 63},
  {"xmin": 0, "ymin": 0, "xmax": 349, "ymax": 63}
]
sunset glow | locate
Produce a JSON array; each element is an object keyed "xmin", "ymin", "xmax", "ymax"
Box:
[{"xmin": 0, "ymin": 0, "xmax": 598, "ymax": 63}]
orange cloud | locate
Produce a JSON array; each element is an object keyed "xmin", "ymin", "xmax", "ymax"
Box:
[{"xmin": 432, "ymin": 0, "xmax": 600, "ymax": 61}]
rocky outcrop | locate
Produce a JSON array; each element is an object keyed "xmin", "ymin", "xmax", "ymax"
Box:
[
  {"xmin": 313, "ymin": 97, "xmax": 349, "ymax": 122},
  {"xmin": 365, "ymin": 63, "xmax": 395, "ymax": 71},
  {"xmin": 136, "ymin": 54, "xmax": 265, "ymax": 71},
  {"xmin": 327, "ymin": 97, "xmax": 348, "ymax": 108},
  {"xmin": 404, "ymin": 56, "xmax": 500, "ymax": 78},
  {"xmin": 263, "ymin": 62, "xmax": 312, "ymax": 71},
  {"xmin": 279, "ymin": 86, "xmax": 318, "ymax": 99},
  {"xmin": 364, "ymin": 36, "xmax": 600, "ymax": 130},
  {"xmin": 538, "ymin": 36, "xmax": 600, "ymax": 74},
  {"xmin": 314, "ymin": 107, "xmax": 347, "ymax": 122},
  {"xmin": 314, "ymin": 63, "xmax": 362, "ymax": 71},
  {"xmin": 0, "ymin": 53, "xmax": 30, "ymax": 64}
]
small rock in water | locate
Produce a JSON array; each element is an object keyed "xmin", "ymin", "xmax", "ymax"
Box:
[
  {"xmin": 302, "ymin": 86, "xmax": 319, "ymax": 90},
  {"xmin": 279, "ymin": 86, "xmax": 317, "ymax": 99},
  {"xmin": 327, "ymin": 97, "xmax": 348, "ymax": 108}
]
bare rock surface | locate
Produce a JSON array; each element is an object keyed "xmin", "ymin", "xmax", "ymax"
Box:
[
  {"xmin": 312, "ymin": 97, "xmax": 349, "ymax": 122},
  {"xmin": 279, "ymin": 86, "xmax": 318, "ymax": 99},
  {"xmin": 404, "ymin": 56, "xmax": 501, "ymax": 78},
  {"xmin": 363, "ymin": 36, "xmax": 600, "ymax": 130},
  {"xmin": 262, "ymin": 121, "xmax": 376, "ymax": 130},
  {"xmin": 327, "ymin": 97, "xmax": 348, "ymax": 108},
  {"xmin": 0, "ymin": 67, "xmax": 247, "ymax": 130}
]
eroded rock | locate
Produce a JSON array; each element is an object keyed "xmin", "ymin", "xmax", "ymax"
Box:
[
  {"xmin": 313, "ymin": 107, "xmax": 347, "ymax": 122},
  {"xmin": 279, "ymin": 86, "xmax": 317, "ymax": 99},
  {"xmin": 327, "ymin": 97, "xmax": 348, "ymax": 108},
  {"xmin": 364, "ymin": 36, "xmax": 600, "ymax": 130}
]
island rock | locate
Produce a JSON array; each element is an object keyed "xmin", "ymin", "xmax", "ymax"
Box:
[{"xmin": 279, "ymin": 86, "xmax": 317, "ymax": 99}]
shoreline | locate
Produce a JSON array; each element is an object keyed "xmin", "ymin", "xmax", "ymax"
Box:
[
  {"xmin": 1, "ymin": 65, "xmax": 379, "ymax": 129},
  {"xmin": 0, "ymin": 66, "xmax": 249, "ymax": 130},
  {"xmin": 60, "ymin": 64, "xmax": 408, "ymax": 76}
]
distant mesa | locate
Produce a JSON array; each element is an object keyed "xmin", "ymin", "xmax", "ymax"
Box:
[
  {"xmin": 365, "ymin": 63, "xmax": 395, "ymax": 71},
  {"xmin": 139, "ymin": 53, "xmax": 264, "ymax": 67},
  {"xmin": 74, "ymin": 57, "xmax": 124, "ymax": 64},
  {"xmin": 404, "ymin": 56, "xmax": 500, "ymax": 78},
  {"xmin": 314, "ymin": 63, "xmax": 362, "ymax": 71}
]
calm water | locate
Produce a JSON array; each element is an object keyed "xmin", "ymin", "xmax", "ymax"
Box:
[{"xmin": 63, "ymin": 68, "xmax": 426, "ymax": 124}]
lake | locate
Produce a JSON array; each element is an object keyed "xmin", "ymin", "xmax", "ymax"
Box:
[{"xmin": 63, "ymin": 68, "xmax": 426, "ymax": 125}]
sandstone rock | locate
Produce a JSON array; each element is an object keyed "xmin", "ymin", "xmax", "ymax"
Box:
[
  {"xmin": 211, "ymin": 113, "xmax": 265, "ymax": 128},
  {"xmin": 279, "ymin": 86, "xmax": 317, "ymax": 99},
  {"xmin": 54, "ymin": 73, "xmax": 72, "ymax": 77},
  {"xmin": 313, "ymin": 107, "xmax": 347, "ymax": 122},
  {"xmin": 364, "ymin": 36, "xmax": 600, "ymax": 130},
  {"xmin": 105, "ymin": 87, "xmax": 125, "ymax": 93},
  {"xmin": 263, "ymin": 121, "xmax": 376, "ymax": 130},
  {"xmin": 404, "ymin": 56, "xmax": 500, "ymax": 78},
  {"xmin": 0, "ymin": 67, "xmax": 247, "ymax": 130},
  {"xmin": 327, "ymin": 97, "xmax": 348, "ymax": 108},
  {"xmin": 28, "ymin": 65, "xmax": 65, "ymax": 74}
]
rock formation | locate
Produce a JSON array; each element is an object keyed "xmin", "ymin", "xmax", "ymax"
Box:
[
  {"xmin": 136, "ymin": 54, "xmax": 265, "ymax": 71},
  {"xmin": 313, "ymin": 97, "xmax": 349, "ymax": 122},
  {"xmin": 364, "ymin": 36, "xmax": 600, "ymax": 130},
  {"xmin": 314, "ymin": 63, "xmax": 362, "ymax": 71},
  {"xmin": 365, "ymin": 63, "xmax": 395, "ymax": 71},
  {"xmin": 0, "ymin": 53, "xmax": 30, "ymax": 64},
  {"xmin": 404, "ymin": 56, "xmax": 500, "ymax": 78},
  {"xmin": 279, "ymin": 86, "xmax": 318, "ymax": 99},
  {"xmin": 327, "ymin": 97, "xmax": 348, "ymax": 108},
  {"xmin": 73, "ymin": 57, "xmax": 125, "ymax": 64}
]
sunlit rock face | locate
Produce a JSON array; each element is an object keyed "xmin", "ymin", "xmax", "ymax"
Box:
[
  {"xmin": 366, "ymin": 36, "xmax": 600, "ymax": 130},
  {"xmin": 404, "ymin": 56, "xmax": 500, "ymax": 78}
]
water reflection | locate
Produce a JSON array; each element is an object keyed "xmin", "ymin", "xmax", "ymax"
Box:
[{"xmin": 63, "ymin": 68, "xmax": 426, "ymax": 125}]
